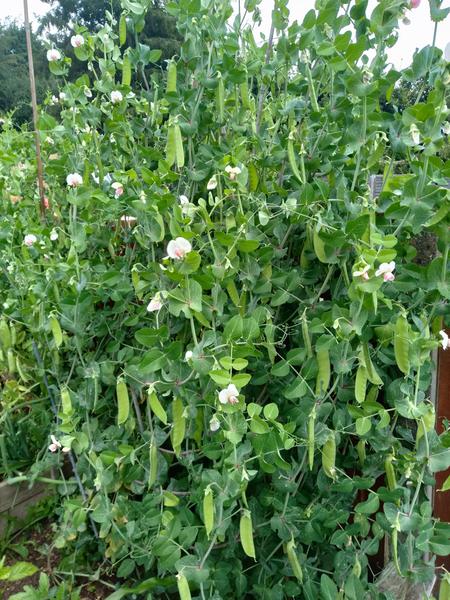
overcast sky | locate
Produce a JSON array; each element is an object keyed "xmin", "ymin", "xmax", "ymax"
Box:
[{"xmin": 1, "ymin": 0, "xmax": 448, "ymax": 69}]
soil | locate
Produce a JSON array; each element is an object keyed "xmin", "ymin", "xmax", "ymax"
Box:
[{"xmin": 1, "ymin": 520, "xmax": 113, "ymax": 599}]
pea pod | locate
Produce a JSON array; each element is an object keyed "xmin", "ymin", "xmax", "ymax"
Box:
[
  {"xmin": 322, "ymin": 433, "xmax": 336, "ymax": 480},
  {"xmin": 356, "ymin": 440, "xmax": 366, "ymax": 466},
  {"xmin": 302, "ymin": 313, "xmax": 313, "ymax": 359},
  {"xmin": 394, "ymin": 315, "xmax": 410, "ymax": 375},
  {"xmin": 355, "ymin": 365, "xmax": 367, "ymax": 404},
  {"xmin": 216, "ymin": 74, "xmax": 224, "ymax": 122},
  {"xmin": 240, "ymin": 78, "xmax": 250, "ymax": 109},
  {"xmin": 352, "ymin": 556, "xmax": 361, "ymax": 578},
  {"xmin": 116, "ymin": 377, "xmax": 130, "ymax": 426},
  {"xmin": 171, "ymin": 398, "xmax": 185, "ymax": 457},
  {"xmin": 203, "ymin": 486, "xmax": 214, "ymax": 539},
  {"xmin": 385, "ymin": 455, "xmax": 397, "ymax": 491},
  {"xmin": 148, "ymin": 389, "xmax": 167, "ymax": 425},
  {"xmin": 239, "ymin": 509, "xmax": 256, "ymax": 559},
  {"xmin": 61, "ymin": 387, "xmax": 72, "ymax": 416},
  {"xmin": 165, "ymin": 124, "xmax": 176, "ymax": 167},
  {"xmin": 174, "ymin": 124, "xmax": 184, "ymax": 169},
  {"xmin": 313, "ymin": 229, "xmax": 328, "ymax": 263},
  {"xmin": 0, "ymin": 319, "xmax": 11, "ymax": 351},
  {"xmin": 285, "ymin": 538, "xmax": 303, "ymax": 582},
  {"xmin": 119, "ymin": 14, "xmax": 127, "ymax": 46},
  {"xmin": 9, "ymin": 324, "xmax": 16, "ymax": 347},
  {"xmin": 439, "ymin": 574, "xmax": 450, "ymax": 600},
  {"xmin": 362, "ymin": 342, "xmax": 383, "ymax": 386},
  {"xmin": 416, "ymin": 405, "xmax": 435, "ymax": 444},
  {"xmin": 226, "ymin": 281, "xmax": 240, "ymax": 307},
  {"xmin": 392, "ymin": 527, "xmax": 402, "ymax": 576},
  {"xmin": 176, "ymin": 573, "xmax": 191, "ymax": 600},
  {"xmin": 166, "ymin": 60, "xmax": 177, "ymax": 94},
  {"xmin": 148, "ymin": 441, "xmax": 158, "ymax": 488},
  {"xmin": 315, "ymin": 348, "xmax": 330, "ymax": 396},
  {"xmin": 49, "ymin": 314, "xmax": 63, "ymax": 348},
  {"xmin": 7, "ymin": 349, "xmax": 16, "ymax": 374},
  {"xmin": 16, "ymin": 356, "xmax": 29, "ymax": 382},
  {"xmin": 248, "ymin": 163, "xmax": 259, "ymax": 192},
  {"xmin": 287, "ymin": 131, "xmax": 304, "ymax": 184},
  {"xmin": 122, "ymin": 54, "xmax": 131, "ymax": 86},
  {"xmin": 308, "ymin": 407, "xmax": 316, "ymax": 471},
  {"xmin": 305, "ymin": 63, "xmax": 319, "ymax": 113}
]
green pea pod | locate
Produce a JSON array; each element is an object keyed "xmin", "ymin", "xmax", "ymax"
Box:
[
  {"xmin": 322, "ymin": 433, "xmax": 336, "ymax": 480},
  {"xmin": 355, "ymin": 365, "xmax": 367, "ymax": 404},
  {"xmin": 439, "ymin": 574, "xmax": 450, "ymax": 600},
  {"xmin": 305, "ymin": 63, "xmax": 319, "ymax": 113},
  {"xmin": 49, "ymin": 315, "xmax": 63, "ymax": 348},
  {"xmin": 313, "ymin": 229, "xmax": 328, "ymax": 263},
  {"xmin": 308, "ymin": 407, "xmax": 316, "ymax": 471},
  {"xmin": 352, "ymin": 556, "xmax": 361, "ymax": 578},
  {"xmin": 287, "ymin": 132, "xmax": 304, "ymax": 184},
  {"xmin": 61, "ymin": 387, "xmax": 72, "ymax": 416},
  {"xmin": 171, "ymin": 398, "xmax": 185, "ymax": 457},
  {"xmin": 176, "ymin": 573, "xmax": 191, "ymax": 600},
  {"xmin": 392, "ymin": 528, "xmax": 402, "ymax": 576},
  {"xmin": 174, "ymin": 124, "xmax": 184, "ymax": 169},
  {"xmin": 9, "ymin": 324, "xmax": 16, "ymax": 347},
  {"xmin": 416, "ymin": 406, "xmax": 435, "ymax": 444},
  {"xmin": 117, "ymin": 378, "xmax": 130, "ymax": 425},
  {"xmin": 240, "ymin": 510, "xmax": 256, "ymax": 559},
  {"xmin": 0, "ymin": 319, "xmax": 11, "ymax": 351},
  {"xmin": 7, "ymin": 349, "xmax": 16, "ymax": 374},
  {"xmin": 148, "ymin": 441, "xmax": 158, "ymax": 488},
  {"xmin": 167, "ymin": 60, "xmax": 177, "ymax": 94},
  {"xmin": 302, "ymin": 314, "xmax": 313, "ymax": 359},
  {"xmin": 286, "ymin": 538, "xmax": 303, "ymax": 582},
  {"xmin": 16, "ymin": 356, "xmax": 29, "ymax": 382},
  {"xmin": 122, "ymin": 54, "xmax": 131, "ymax": 86},
  {"xmin": 385, "ymin": 455, "xmax": 397, "ymax": 491},
  {"xmin": 216, "ymin": 74, "xmax": 224, "ymax": 122},
  {"xmin": 240, "ymin": 78, "xmax": 250, "ymax": 109},
  {"xmin": 394, "ymin": 315, "xmax": 410, "ymax": 375},
  {"xmin": 226, "ymin": 281, "xmax": 240, "ymax": 307},
  {"xmin": 165, "ymin": 124, "xmax": 176, "ymax": 167},
  {"xmin": 203, "ymin": 486, "xmax": 214, "ymax": 539},
  {"xmin": 248, "ymin": 163, "xmax": 259, "ymax": 192},
  {"xmin": 119, "ymin": 14, "xmax": 127, "ymax": 46},
  {"xmin": 356, "ymin": 440, "xmax": 366, "ymax": 466},
  {"xmin": 362, "ymin": 342, "xmax": 383, "ymax": 386},
  {"xmin": 148, "ymin": 389, "xmax": 167, "ymax": 425},
  {"xmin": 315, "ymin": 348, "xmax": 330, "ymax": 396}
]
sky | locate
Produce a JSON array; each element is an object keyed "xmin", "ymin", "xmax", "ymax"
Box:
[{"xmin": 1, "ymin": 0, "xmax": 448, "ymax": 69}]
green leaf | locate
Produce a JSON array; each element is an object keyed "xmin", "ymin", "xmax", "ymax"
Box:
[
  {"xmin": 355, "ymin": 492, "xmax": 380, "ymax": 515},
  {"xmin": 0, "ymin": 562, "xmax": 38, "ymax": 582},
  {"xmin": 223, "ymin": 315, "xmax": 244, "ymax": 340},
  {"xmin": 263, "ymin": 403, "xmax": 279, "ymax": 420},
  {"xmin": 320, "ymin": 574, "xmax": 338, "ymax": 600},
  {"xmin": 429, "ymin": 448, "xmax": 450, "ymax": 473}
]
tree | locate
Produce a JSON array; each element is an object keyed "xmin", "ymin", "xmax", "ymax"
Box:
[{"xmin": 0, "ymin": 20, "xmax": 55, "ymax": 124}]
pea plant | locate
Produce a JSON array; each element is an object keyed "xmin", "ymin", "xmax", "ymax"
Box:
[{"xmin": 0, "ymin": 0, "xmax": 450, "ymax": 598}]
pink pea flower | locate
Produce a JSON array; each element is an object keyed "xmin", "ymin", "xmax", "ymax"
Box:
[
  {"xmin": 353, "ymin": 263, "xmax": 370, "ymax": 281},
  {"xmin": 66, "ymin": 173, "xmax": 83, "ymax": 187},
  {"xmin": 147, "ymin": 294, "xmax": 163, "ymax": 312},
  {"xmin": 410, "ymin": 0, "xmax": 420, "ymax": 8},
  {"xmin": 112, "ymin": 182, "xmax": 124, "ymax": 197},
  {"xmin": 24, "ymin": 234, "xmax": 37, "ymax": 246},
  {"xmin": 167, "ymin": 237, "xmax": 192, "ymax": 260},
  {"xmin": 375, "ymin": 261, "xmax": 395, "ymax": 282},
  {"xmin": 218, "ymin": 384, "xmax": 239, "ymax": 405},
  {"xmin": 47, "ymin": 49, "xmax": 61, "ymax": 62},
  {"xmin": 71, "ymin": 35, "xmax": 84, "ymax": 48}
]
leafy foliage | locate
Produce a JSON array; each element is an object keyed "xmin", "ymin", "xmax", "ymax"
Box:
[{"xmin": 1, "ymin": 0, "xmax": 450, "ymax": 598}]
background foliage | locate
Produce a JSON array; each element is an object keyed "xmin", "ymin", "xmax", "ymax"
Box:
[{"xmin": 0, "ymin": 0, "xmax": 450, "ymax": 598}]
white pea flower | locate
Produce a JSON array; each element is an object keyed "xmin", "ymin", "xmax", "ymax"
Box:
[
  {"xmin": 104, "ymin": 173, "xmax": 112, "ymax": 185},
  {"xmin": 59, "ymin": 92, "xmax": 66, "ymax": 101},
  {"xmin": 353, "ymin": 263, "xmax": 370, "ymax": 281},
  {"xmin": 48, "ymin": 435, "xmax": 70, "ymax": 453},
  {"xmin": 218, "ymin": 384, "xmax": 239, "ymax": 405},
  {"xmin": 209, "ymin": 415, "xmax": 220, "ymax": 432},
  {"xmin": 111, "ymin": 90, "xmax": 123, "ymax": 104},
  {"xmin": 139, "ymin": 191, "xmax": 147, "ymax": 204},
  {"xmin": 442, "ymin": 122, "xmax": 450, "ymax": 136},
  {"xmin": 409, "ymin": 124, "xmax": 420, "ymax": 145},
  {"xmin": 66, "ymin": 173, "xmax": 83, "ymax": 187},
  {"xmin": 120, "ymin": 215, "xmax": 137, "ymax": 226},
  {"xmin": 167, "ymin": 237, "xmax": 192, "ymax": 260},
  {"xmin": 375, "ymin": 261, "xmax": 396, "ymax": 282},
  {"xmin": 185, "ymin": 350, "xmax": 193, "ymax": 361},
  {"xmin": 24, "ymin": 234, "xmax": 37, "ymax": 247},
  {"xmin": 147, "ymin": 294, "xmax": 163, "ymax": 312},
  {"xmin": 71, "ymin": 34, "xmax": 84, "ymax": 48},
  {"xmin": 112, "ymin": 182, "xmax": 124, "ymax": 197},
  {"xmin": 225, "ymin": 165, "xmax": 242, "ymax": 180},
  {"xmin": 92, "ymin": 172, "xmax": 100, "ymax": 184},
  {"xmin": 207, "ymin": 175, "xmax": 218, "ymax": 190},
  {"xmin": 439, "ymin": 330, "xmax": 449, "ymax": 350},
  {"xmin": 45, "ymin": 136, "xmax": 54, "ymax": 145},
  {"xmin": 50, "ymin": 230, "xmax": 59, "ymax": 241},
  {"xmin": 84, "ymin": 87, "xmax": 93, "ymax": 98},
  {"xmin": 179, "ymin": 194, "xmax": 189, "ymax": 206},
  {"xmin": 50, "ymin": 95, "xmax": 59, "ymax": 105},
  {"xmin": 47, "ymin": 48, "xmax": 61, "ymax": 62}
]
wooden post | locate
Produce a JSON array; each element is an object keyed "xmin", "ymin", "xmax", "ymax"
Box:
[{"xmin": 23, "ymin": 0, "xmax": 47, "ymax": 218}]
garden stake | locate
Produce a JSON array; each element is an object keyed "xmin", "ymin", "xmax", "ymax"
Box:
[
  {"xmin": 31, "ymin": 341, "xmax": 98, "ymax": 538},
  {"xmin": 23, "ymin": 0, "xmax": 47, "ymax": 218}
]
